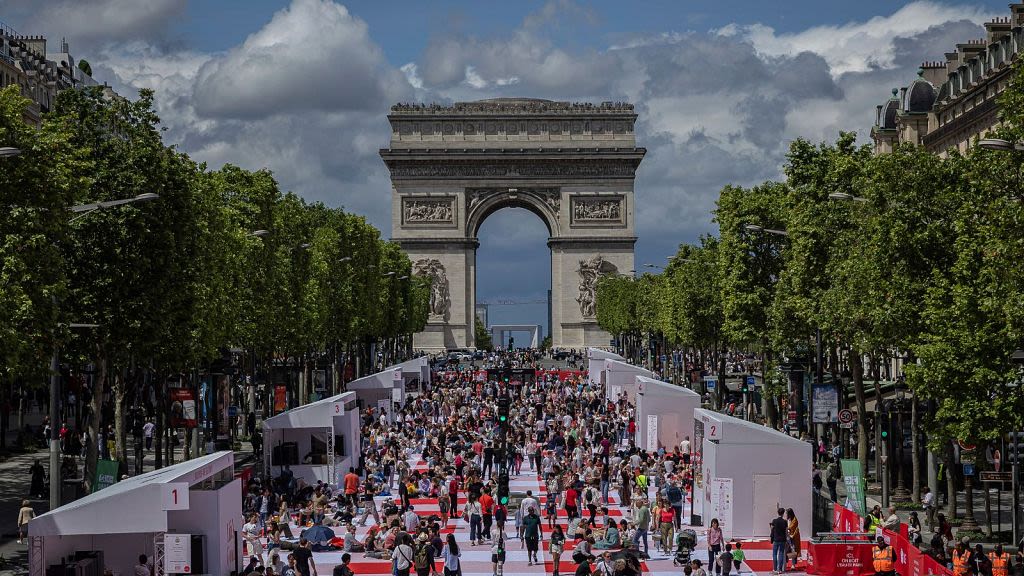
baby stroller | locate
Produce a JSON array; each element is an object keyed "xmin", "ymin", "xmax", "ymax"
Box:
[{"xmin": 673, "ymin": 529, "xmax": 697, "ymax": 567}]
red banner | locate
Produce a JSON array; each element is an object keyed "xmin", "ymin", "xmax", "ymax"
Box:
[
  {"xmin": 832, "ymin": 503, "xmax": 863, "ymax": 533},
  {"xmin": 807, "ymin": 541, "xmax": 875, "ymax": 576},
  {"xmin": 819, "ymin": 505, "xmax": 952, "ymax": 576},
  {"xmin": 273, "ymin": 385, "xmax": 287, "ymax": 413}
]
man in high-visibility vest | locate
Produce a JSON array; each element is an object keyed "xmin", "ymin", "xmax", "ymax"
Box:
[
  {"xmin": 872, "ymin": 536, "xmax": 896, "ymax": 576},
  {"xmin": 989, "ymin": 544, "xmax": 1012, "ymax": 576},
  {"xmin": 952, "ymin": 542, "xmax": 971, "ymax": 576}
]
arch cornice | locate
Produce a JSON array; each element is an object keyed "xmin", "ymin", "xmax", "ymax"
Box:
[{"xmin": 465, "ymin": 188, "xmax": 561, "ymax": 238}]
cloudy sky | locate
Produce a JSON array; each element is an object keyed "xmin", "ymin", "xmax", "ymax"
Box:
[{"xmin": 1, "ymin": 0, "xmax": 1005, "ymax": 333}]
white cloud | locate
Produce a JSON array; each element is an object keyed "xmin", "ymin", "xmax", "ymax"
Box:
[
  {"xmin": 11, "ymin": 0, "xmax": 186, "ymax": 50},
  {"xmin": 192, "ymin": 0, "xmax": 411, "ymax": 118},
  {"xmin": 718, "ymin": 1, "xmax": 995, "ymax": 76}
]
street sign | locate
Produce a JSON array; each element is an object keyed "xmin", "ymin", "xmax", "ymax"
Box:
[
  {"xmin": 839, "ymin": 409, "xmax": 855, "ymax": 429},
  {"xmin": 703, "ymin": 375, "xmax": 716, "ymax": 390},
  {"xmin": 745, "ymin": 375, "xmax": 756, "ymax": 388},
  {"xmin": 963, "ymin": 463, "xmax": 975, "ymax": 476},
  {"xmin": 981, "ymin": 471, "xmax": 1012, "ymax": 482},
  {"xmin": 958, "ymin": 439, "xmax": 977, "ymax": 451}
]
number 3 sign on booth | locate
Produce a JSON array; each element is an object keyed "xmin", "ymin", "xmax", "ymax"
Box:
[{"xmin": 163, "ymin": 482, "xmax": 190, "ymax": 510}]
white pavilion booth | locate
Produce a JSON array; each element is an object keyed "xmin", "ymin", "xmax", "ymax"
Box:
[
  {"xmin": 390, "ymin": 356, "xmax": 431, "ymax": 396},
  {"xmin": 262, "ymin": 391, "xmax": 360, "ymax": 488},
  {"xmin": 346, "ymin": 365, "xmax": 411, "ymax": 423},
  {"xmin": 598, "ymin": 358, "xmax": 654, "ymax": 403},
  {"xmin": 586, "ymin": 347, "xmax": 624, "ymax": 389},
  {"xmin": 635, "ymin": 376, "xmax": 701, "ymax": 453},
  {"xmin": 691, "ymin": 408, "xmax": 811, "ymax": 539},
  {"xmin": 29, "ymin": 451, "xmax": 242, "ymax": 576}
]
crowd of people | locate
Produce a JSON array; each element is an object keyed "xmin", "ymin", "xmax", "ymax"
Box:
[{"xmin": 236, "ymin": 349, "xmax": 774, "ymax": 576}]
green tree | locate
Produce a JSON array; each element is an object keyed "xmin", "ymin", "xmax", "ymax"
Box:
[{"xmin": 475, "ymin": 318, "xmax": 493, "ymax": 351}]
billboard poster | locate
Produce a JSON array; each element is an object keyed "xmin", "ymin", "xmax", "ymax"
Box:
[
  {"xmin": 164, "ymin": 533, "xmax": 193, "ymax": 574},
  {"xmin": 169, "ymin": 388, "xmax": 197, "ymax": 428},
  {"xmin": 710, "ymin": 478, "xmax": 734, "ymax": 540},
  {"xmin": 646, "ymin": 414, "xmax": 659, "ymax": 452},
  {"xmin": 813, "ymin": 384, "xmax": 840, "ymax": 423}
]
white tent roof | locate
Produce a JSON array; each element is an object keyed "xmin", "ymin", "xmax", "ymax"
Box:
[
  {"xmin": 587, "ymin": 347, "xmax": 623, "ymax": 361},
  {"xmin": 263, "ymin": 391, "xmax": 355, "ymax": 431},
  {"xmin": 636, "ymin": 375, "xmax": 700, "ymax": 398},
  {"xmin": 605, "ymin": 358, "xmax": 654, "ymax": 376},
  {"xmin": 29, "ymin": 451, "xmax": 234, "ymax": 537},
  {"xmin": 695, "ymin": 408, "xmax": 808, "ymax": 446},
  {"xmin": 345, "ymin": 368, "xmax": 401, "ymax": 391}
]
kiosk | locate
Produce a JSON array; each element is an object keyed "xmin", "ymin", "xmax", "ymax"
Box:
[
  {"xmin": 598, "ymin": 358, "xmax": 654, "ymax": 403},
  {"xmin": 346, "ymin": 367, "xmax": 406, "ymax": 423},
  {"xmin": 635, "ymin": 376, "xmax": 700, "ymax": 453},
  {"xmin": 587, "ymin": 347, "xmax": 624, "ymax": 389},
  {"xmin": 692, "ymin": 408, "xmax": 811, "ymax": 539},
  {"xmin": 262, "ymin": 391, "xmax": 360, "ymax": 488},
  {"xmin": 29, "ymin": 451, "xmax": 241, "ymax": 576}
]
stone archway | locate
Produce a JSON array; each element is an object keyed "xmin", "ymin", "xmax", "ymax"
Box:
[{"xmin": 380, "ymin": 98, "xmax": 646, "ymax": 351}]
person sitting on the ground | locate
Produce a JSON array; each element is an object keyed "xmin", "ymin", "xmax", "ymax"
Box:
[
  {"xmin": 593, "ymin": 521, "xmax": 621, "ymax": 549},
  {"xmin": 343, "ymin": 524, "xmax": 364, "ymax": 553}
]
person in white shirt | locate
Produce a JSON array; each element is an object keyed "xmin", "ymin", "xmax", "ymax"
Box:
[
  {"xmin": 921, "ymin": 486, "xmax": 936, "ymax": 530},
  {"xmin": 680, "ymin": 437, "xmax": 691, "ymax": 455},
  {"xmin": 520, "ymin": 490, "xmax": 539, "ymax": 517},
  {"xmin": 142, "ymin": 420, "xmax": 155, "ymax": 451}
]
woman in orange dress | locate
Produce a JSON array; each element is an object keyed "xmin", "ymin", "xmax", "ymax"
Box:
[{"xmin": 785, "ymin": 508, "xmax": 801, "ymax": 570}]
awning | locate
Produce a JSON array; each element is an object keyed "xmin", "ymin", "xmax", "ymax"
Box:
[
  {"xmin": 262, "ymin": 391, "xmax": 355, "ymax": 431},
  {"xmin": 29, "ymin": 451, "xmax": 234, "ymax": 537}
]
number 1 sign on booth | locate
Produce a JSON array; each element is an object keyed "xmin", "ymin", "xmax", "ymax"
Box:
[{"xmin": 162, "ymin": 482, "xmax": 190, "ymax": 510}]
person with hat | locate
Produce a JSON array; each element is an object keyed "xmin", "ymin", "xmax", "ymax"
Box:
[
  {"xmin": 413, "ymin": 533, "xmax": 437, "ymax": 576},
  {"xmin": 872, "ymin": 536, "xmax": 896, "ymax": 576}
]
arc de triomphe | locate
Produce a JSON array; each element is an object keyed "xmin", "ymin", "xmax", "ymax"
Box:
[{"xmin": 380, "ymin": 98, "xmax": 645, "ymax": 351}]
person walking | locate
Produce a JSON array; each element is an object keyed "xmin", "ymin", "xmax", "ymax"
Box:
[
  {"xmin": 922, "ymin": 486, "xmax": 935, "ymax": 532},
  {"xmin": 393, "ymin": 533, "xmax": 415, "ymax": 576},
  {"xmin": 17, "ymin": 500, "xmax": 34, "ymax": 544},
  {"xmin": 523, "ymin": 506, "xmax": 542, "ymax": 565},
  {"xmin": 708, "ymin": 518, "xmax": 724, "ymax": 575},
  {"xmin": 465, "ymin": 494, "xmax": 483, "ymax": 546},
  {"xmin": 550, "ymin": 525, "xmax": 566, "ymax": 576},
  {"xmin": 441, "ymin": 534, "xmax": 461, "ymax": 576},
  {"xmin": 770, "ymin": 508, "xmax": 788, "ymax": 575},
  {"xmin": 632, "ymin": 498, "xmax": 651, "ymax": 558}
]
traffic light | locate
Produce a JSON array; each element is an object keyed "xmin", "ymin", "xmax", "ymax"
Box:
[
  {"xmin": 741, "ymin": 381, "xmax": 749, "ymax": 394},
  {"xmin": 497, "ymin": 394, "xmax": 510, "ymax": 424},
  {"xmin": 497, "ymin": 470, "xmax": 510, "ymax": 505}
]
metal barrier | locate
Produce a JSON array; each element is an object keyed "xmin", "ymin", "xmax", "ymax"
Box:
[{"xmin": 812, "ymin": 490, "xmax": 833, "ymax": 535}]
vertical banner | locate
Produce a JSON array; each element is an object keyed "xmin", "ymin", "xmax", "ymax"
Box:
[
  {"xmin": 92, "ymin": 458, "xmax": 119, "ymax": 493},
  {"xmin": 646, "ymin": 414, "xmax": 659, "ymax": 452},
  {"xmin": 273, "ymin": 385, "xmax": 287, "ymax": 413},
  {"xmin": 710, "ymin": 477, "xmax": 734, "ymax": 540},
  {"xmin": 840, "ymin": 459, "xmax": 867, "ymax": 517}
]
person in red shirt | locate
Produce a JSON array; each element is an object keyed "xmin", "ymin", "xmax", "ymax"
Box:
[
  {"xmin": 343, "ymin": 467, "xmax": 360, "ymax": 507},
  {"xmin": 479, "ymin": 488, "xmax": 495, "ymax": 541},
  {"xmin": 564, "ymin": 485, "xmax": 579, "ymax": 521}
]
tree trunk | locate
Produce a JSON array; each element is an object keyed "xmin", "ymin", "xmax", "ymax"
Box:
[
  {"xmin": 113, "ymin": 369, "xmax": 127, "ymax": 469},
  {"xmin": 85, "ymin": 349, "xmax": 107, "ymax": 493},
  {"xmin": 945, "ymin": 442, "xmax": 959, "ymax": 521},
  {"xmin": 851, "ymin": 350, "xmax": 869, "ymax": 479}
]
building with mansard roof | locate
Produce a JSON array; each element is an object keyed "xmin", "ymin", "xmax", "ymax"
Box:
[
  {"xmin": 0, "ymin": 22, "xmax": 110, "ymax": 126},
  {"xmin": 871, "ymin": 4, "xmax": 1024, "ymax": 156}
]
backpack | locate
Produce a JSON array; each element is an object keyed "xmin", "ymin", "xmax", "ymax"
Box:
[
  {"xmin": 667, "ymin": 485, "xmax": 682, "ymax": 504},
  {"xmin": 414, "ymin": 544, "xmax": 432, "ymax": 570}
]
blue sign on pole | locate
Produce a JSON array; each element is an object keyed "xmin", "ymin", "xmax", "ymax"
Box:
[
  {"xmin": 963, "ymin": 463, "xmax": 975, "ymax": 476},
  {"xmin": 660, "ymin": 355, "xmax": 667, "ymax": 363},
  {"xmin": 745, "ymin": 375, "xmax": 756, "ymax": 387}
]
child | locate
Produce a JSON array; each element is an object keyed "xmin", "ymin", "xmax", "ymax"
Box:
[
  {"xmin": 546, "ymin": 491, "xmax": 558, "ymax": 528},
  {"xmin": 718, "ymin": 543, "xmax": 734, "ymax": 576},
  {"xmin": 731, "ymin": 541, "xmax": 745, "ymax": 574}
]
